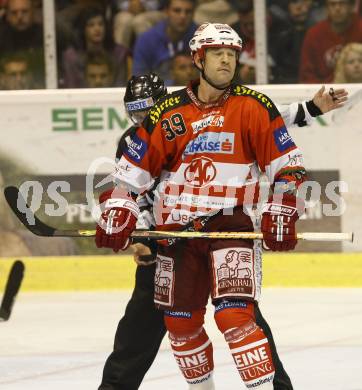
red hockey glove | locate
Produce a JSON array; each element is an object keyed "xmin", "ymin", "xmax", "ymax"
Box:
[
  {"xmin": 95, "ymin": 188, "xmax": 139, "ymax": 252},
  {"xmin": 261, "ymin": 194, "xmax": 304, "ymax": 251}
]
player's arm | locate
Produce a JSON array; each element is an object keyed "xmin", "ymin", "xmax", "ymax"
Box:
[
  {"xmin": 115, "ymin": 127, "xmax": 158, "ymax": 262},
  {"xmin": 277, "ymin": 86, "xmax": 348, "ymax": 128},
  {"xmin": 95, "ymin": 117, "xmax": 169, "ymax": 252},
  {"xmin": 248, "ymin": 101, "xmax": 306, "ymax": 251}
]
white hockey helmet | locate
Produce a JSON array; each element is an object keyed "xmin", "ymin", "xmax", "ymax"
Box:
[{"xmin": 189, "ymin": 22, "xmax": 243, "ymax": 61}]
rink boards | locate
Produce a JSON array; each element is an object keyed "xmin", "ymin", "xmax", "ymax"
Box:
[{"xmin": 1, "ymin": 253, "xmax": 362, "ymax": 291}]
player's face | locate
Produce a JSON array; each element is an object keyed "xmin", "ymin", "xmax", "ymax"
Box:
[
  {"xmin": 85, "ymin": 15, "xmax": 105, "ymax": 45},
  {"xmin": 344, "ymin": 50, "xmax": 362, "ymax": 82},
  {"xmin": 129, "ymin": 110, "xmax": 148, "ymax": 126},
  {"xmin": 204, "ymin": 47, "xmax": 237, "ymax": 87}
]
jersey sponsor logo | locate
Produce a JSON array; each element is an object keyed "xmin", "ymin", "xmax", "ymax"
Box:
[
  {"xmin": 124, "ymin": 133, "xmax": 147, "ymax": 163},
  {"xmin": 184, "ymin": 157, "xmax": 217, "ymax": 187},
  {"xmin": 273, "ymin": 126, "xmax": 295, "ymax": 152},
  {"xmin": 233, "ymin": 85, "xmax": 274, "ymax": 110},
  {"xmin": 125, "ymin": 97, "xmax": 154, "ymax": 112},
  {"xmin": 149, "ymin": 96, "xmax": 182, "ymax": 125},
  {"xmin": 170, "ymin": 210, "xmax": 194, "ymax": 224},
  {"xmin": 183, "ymin": 132, "xmax": 234, "ymax": 156},
  {"xmin": 164, "ymin": 310, "xmax": 192, "ymax": 318},
  {"xmin": 214, "ymin": 300, "xmax": 247, "ymax": 313},
  {"xmin": 191, "ymin": 115, "xmax": 224, "ymax": 133},
  {"xmin": 287, "ymin": 153, "xmax": 303, "ymax": 166}
]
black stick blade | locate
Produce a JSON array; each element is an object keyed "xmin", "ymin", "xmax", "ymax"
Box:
[
  {"xmin": 0, "ymin": 260, "xmax": 25, "ymax": 321},
  {"xmin": 4, "ymin": 186, "xmax": 55, "ymax": 236}
]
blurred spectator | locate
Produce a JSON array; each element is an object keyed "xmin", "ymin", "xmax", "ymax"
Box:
[
  {"xmin": 84, "ymin": 52, "xmax": 114, "ymax": 87},
  {"xmin": 56, "ymin": 0, "xmax": 107, "ymax": 52},
  {"xmin": 231, "ymin": 1, "xmax": 256, "ymax": 83},
  {"xmin": 0, "ymin": 0, "xmax": 44, "ymax": 87},
  {"xmin": 268, "ymin": 0, "xmax": 325, "ymax": 25},
  {"xmin": 0, "ymin": 52, "xmax": 35, "ymax": 89},
  {"xmin": 299, "ymin": 0, "xmax": 362, "ymax": 83},
  {"xmin": 132, "ymin": 0, "xmax": 197, "ymax": 84},
  {"xmin": 334, "ymin": 42, "xmax": 362, "ymax": 82},
  {"xmin": 231, "ymin": 0, "xmax": 278, "ymax": 83},
  {"xmin": 231, "ymin": 0, "xmax": 254, "ymax": 54},
  {"xmin": 112, "ymin": 0, "xmax": 165, "ymax": 49},
  {"xmin": 238, "ymin": 56, "xmax": 256, "ymax": 84},
  {"xmin": 0, "ymin": 0, "xmax": 6, "ymax": 18},
  {"xmin": 272, "ymin": 0, "xmax": 314, "ymax": 83},
  {"xmin": 0, "ymin": 0, "xmax": 42, "ymax": 49},
  {"xmin": 170, "ymin": 51, "xmax": 198, "ymax": 85},
  {"xmin": 31, "ymin": 0, "xmax": 42, "ymax": 25},
  {"xmin": 61, "ymin": 6, "xmax": 129, "ymax": 88},
  {"xmin": 193, "ymin": 0, "xmax": 238, "ymax": 25}
]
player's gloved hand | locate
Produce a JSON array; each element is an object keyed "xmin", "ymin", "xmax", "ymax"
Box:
[
  {"xmin": 261, "ymin": 194, "xmax": 304, "ymax": 251},
  {"xmin": 95, "ymin": 188, "xmax": 139, "ymax": 252}
]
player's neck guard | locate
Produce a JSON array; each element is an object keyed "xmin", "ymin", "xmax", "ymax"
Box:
[{"xmin": 186, "ymin": 79, "xmax": 231, "ymax": 109}]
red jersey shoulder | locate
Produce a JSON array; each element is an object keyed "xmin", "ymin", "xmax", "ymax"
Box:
[
  {"xmin": 142, "ymin": 88, "xmax": 191, "ymax": 133},
  {"xmin": 231, "ymin": 84, "xmax": 281, "ymax": 121}
]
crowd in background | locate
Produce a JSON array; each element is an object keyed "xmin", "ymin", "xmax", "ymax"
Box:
[{"xmin": 0, "ymin": 0, "xmax": 361, "ymax": 90}]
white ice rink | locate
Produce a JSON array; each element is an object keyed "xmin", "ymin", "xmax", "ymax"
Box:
[{"xmin": 1, "ymin": 288, "xmax": 362, "ymax": 390}]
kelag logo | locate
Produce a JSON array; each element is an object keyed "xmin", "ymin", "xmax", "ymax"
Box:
[
  {"xmin": 273, "ymin": 126, "xmax": 295, "ymax": 152},
  {"xmin": 124, "ymin": 134, "xmax": 147, "ymax": 163},
  {"xmin": 183, "ymin": 132, "xmax": 234, "ymax": 157}
]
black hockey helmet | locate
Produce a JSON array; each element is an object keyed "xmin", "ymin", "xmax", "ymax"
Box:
[{"xmin": 124, "ymin": 72, "xmax": 167, "ymax": 125}]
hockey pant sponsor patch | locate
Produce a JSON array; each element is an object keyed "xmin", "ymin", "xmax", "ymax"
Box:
[
  {"xmin": 211, "ymin": 247, "xmax": 256, "ymax": 300},
  {"xmin": 154, "ymin": 254, "xmax": 175, "ymax": 307}
]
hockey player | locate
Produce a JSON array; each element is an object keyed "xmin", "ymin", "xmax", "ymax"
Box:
[
  {"xmin": 97, "ymin": 58, "xmax": 347, "ymax": 390},
  {"xmin": 99, "ymin": 73, "xmax": 294, "ymax": 390}
]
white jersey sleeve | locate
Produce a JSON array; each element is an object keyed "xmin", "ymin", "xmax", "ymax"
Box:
[{"xmin": 276, "ymin": 102, "xmax": 314, "ymax": 128}]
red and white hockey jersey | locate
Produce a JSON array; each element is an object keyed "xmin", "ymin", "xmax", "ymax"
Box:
[{"xmin": 113, "ymin": 82, "xmax": 305, "ymax": 230}]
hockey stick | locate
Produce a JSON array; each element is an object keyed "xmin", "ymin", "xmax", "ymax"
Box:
[
  {"xmin": 0, "ymin": 260, "xmax": 25, "ymax": 321},
  {"xmin": 4, "ymin": 186, "xmax": 354, "ymax": 242}
]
